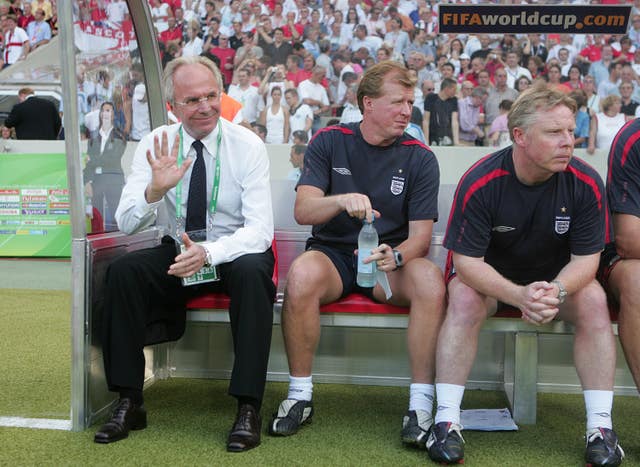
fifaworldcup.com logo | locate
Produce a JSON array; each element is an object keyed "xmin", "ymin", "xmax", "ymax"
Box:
[{"xmin": 439, "ymin": 5, "xmax": 630, "ymax": 35}]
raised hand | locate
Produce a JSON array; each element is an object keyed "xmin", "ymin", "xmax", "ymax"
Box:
[{"xmin": 145, "ymin": 131, "xmax": 193, "ymax": 203}]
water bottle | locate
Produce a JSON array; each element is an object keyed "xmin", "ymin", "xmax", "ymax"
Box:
[{"xmin": 357, "ymin": 218, "xmax": 378, "ymax": 287}]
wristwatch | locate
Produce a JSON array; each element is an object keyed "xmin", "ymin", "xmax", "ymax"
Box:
[
  {"xmin": 392, "ymin": 249, "xmax": 404, "ymax": 269},
  {"xmin": 551, "ymin": 280, "xmax": 567, "ymax": 304}
]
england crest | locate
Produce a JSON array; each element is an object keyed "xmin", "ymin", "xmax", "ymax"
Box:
[
  {"xmin": 390, "ymin": 176, "xmax": 405, "ymax": 195},
  {"xmin": 555, "ymin": 216, "xmax": 570, "ymax": 234}
]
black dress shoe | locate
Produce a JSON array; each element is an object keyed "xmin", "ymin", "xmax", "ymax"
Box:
[
  {"xmin": 94, "ymin": 398, "xmax": 147, "ymax": 444},
  {"xmin": 227, "ymin": 404, "xmax": 261, "ymax": 452}
]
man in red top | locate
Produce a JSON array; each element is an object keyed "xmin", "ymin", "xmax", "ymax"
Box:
[
  {"xmin": 210, "ymin": 34, "xmax": 236, "ymax": 88},
  {"xmin": 159, "ymin": 15, "xmax": 182, "ymax": 45},
  {"xmin": 17, "ymin": 3, "xmax": 34, "ymax": 29},
  {"xmin": 281, "ymin": 11, "xmax": 303, "ymax": 42}
]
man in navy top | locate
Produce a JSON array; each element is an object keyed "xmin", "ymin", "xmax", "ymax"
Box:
[
  {"xmin": 269, "ymin": 61, "xmax": 446, "ymax": 449},
  {"xmin": 602, "ymin": 119, "xmax": 640, "ymax": 411},
  {"xmin": 430, "ymin": 84, "xmax": 623, "ymax": 466}
]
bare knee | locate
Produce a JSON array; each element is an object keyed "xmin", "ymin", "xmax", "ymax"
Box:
[
  {"xmin": 569, "ymin": 281, "xmax": 612, "ymax": 331},
  {"xmin": 284, "ymin": 251, "xmax": 340, "ymax": 306},
  {"xmin": 446, "ymin": 278, "xmax": 490, "ymax": 326}
]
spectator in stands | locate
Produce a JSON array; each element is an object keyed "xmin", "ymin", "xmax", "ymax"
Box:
[
  {"xmin": 546, "ymin": 63, "xmax": 572, "ymax": 93},
  {"xmin": 282, "ymin": 10, "xmax": 302, "ymax": 42},
  {"xmin": 588, "ymin": 94, "xmax": 626, "ymax": 155},
  {"xmin": 17, "ymin": 3, "xmax": 34, "ymax": 29},
  {"xmin": 385, "ymin": 5, "xmax": 413, "ymax": 34},
  {"xmin": 589, "ymin": 44, "xmax": 615, "ymax": 89},
  {"xmin": 0, "ymin": 124, "xmax": 15, "ymax": 142},
  {"xmin": 598, "ymin": 62, "xmax": 623, "ymax": 99},
  {"xmin": 464, "ymin": 57, "xmax": 485, "ymax": 87},
  {"xmin": 287, "ymin": 143, "xmax": 306, "ymax": 181},
  {"xmin": 94, "ymin": 56, "xmax": 275, "ymax": 453},
  {"xmin": 83, "ymin": 101, "xmax": 126, "ymax": 232},
  {"xmin": 304, "ymin": 9, "xmax": 328, "ymax": 39},
  {"xmin": 150, "ymin": 0, "xmax": 170, "ymax": 33},
  {"xmin": 200, "ymin": 2, "xmax": 218, "ymax": 33},
  {"xmin": 2, "ymin": 14, "xmax": 29, "ymax": 68},
  {"xmin": 284, "ymin": 53, "xmax": 303, "ymax": 85},
  {"xmin": 130, "ymin": 83, "xmax": 150, "ymax": 142},
  {"xmin": 229, "ymin": 20, "xmax": 244, "ymax": 51},
  {"xmin": 233, "ymin": 30, "xmax": 263, "ymax": 66},
  {"xmin": 159, "ymin": 15, "xmax": 183, "ymax": 46},
  {"xmin": 522, "ymin": 33, "xmax": 548, "ymax": 63},
  {"xmin": 331, "ymin": 52, "xmax": 356, "ymax": 107},
  {"xmin": 424, "ymin": 77, "xmax": 458, "ymax": 146},
  {"xmin": 485, "ymin": 68, "xmax": 519, "ymax": 131},
  {"xmin": 260, "ymin": 86, "xmax": 290, "ymax": 144},
  {"xmin": 202, "ymin": 17, "xmax": 222, "ymax": 51},
  {"xmin": 570, "ymin": 90, "xmax": 590, "ymax": 149},
  {"xmin": 255, "ymin": 14, "xmax": 274, "ymax": 49},
  {"xmin": 457, "ymin": 86, "xmax": 488, "ymax": 146},
  {"xmin": 5, "ymin": 87, "xmax": 60, "ymax": 140},
  {"xmin": 285, "ymin": 88, "xmax": 313, "ymax": 143},
  {"xmin": 565, "ymin": 65, "xmax": 584, "ymax": 92},
  {"xmin": 515, "ymin": 75, "xmax": 532, "ymax": 93},
  {"xmin": 504, "ymin": 51, "xmax": 531, "ymax": 89},
  {"xmin": 469, "ymin": 34, "xmax": 491, "ymax": 62},
  {"xmin": 384, "ymin": 16, "xmax": 410, "ymax": 59},
  {"xmin": 583, "ymin": 74, "xmax": 601, "ymax": 115},
  {"xmin": 26, "ymin": 7, "xmax": 50, "ymax": 49},
  {"xmin": 619, "ymin": 81, "xmax": 639, "ymax": 117},
  {"xmin": 265, "ymin": 27, "xmax": 293, "ymax": 66},
  {"xmin": 338, "ymin": 83, "xmax": 362, "ymax": 124},
  {"xmin": 30, "ymin": 0, "xmax": 52, "ymax": 21},
  {"xmin": 619, "ymin": 64, "xmax": 640, "ymax": 103},
  {"xmin": 220, "ymin": 0, "xmax": 241, "ymax": 30},
  {"xmin": 182, "ymin": 19, "xmax": 203, "ymax": 57},
  {"xmin": 291, "ymin": 130, "xmax": 308, "ymax": 145},
  {"xmin": 364, "ymin": 5, "xmax": 386, "ymax": 38},
  {"xmin": 429, "ymin": 83, "xmax": 622, "ymax": 467},
  {"xmin": 259, "ymin": 64, "xmax": 291, "ymax": 109},
  {"xmin": 525, "ymin": 55, "xmax": 545, "ymax": 81},
  {"xmin": 251, "ymin": 122, "xmax": 267, "ymax": 141},
  {"xmin": 269, "ymin": 61, "xmax": 444, "ymax": 451},
  {"xmin": 227, "ymin": 67, "xmax": 261, "ymax": 124},
  {"xmin": 298, "ymin": 65, "xmax": 331, "ymax": 134},
  {"xmin": 476, "ymin": 69, "xmax": 493, "ymax": 94},
  {"xmin": 210, "ymin": 34, "xmax": 236, "ymax": 88},
  {"xmin": 603, "ymin": 119, "xmax": 640, "ymax": 419},
  {"xmin": 487, "ymin": 98, "xmax": 512, "ymax": 148}
]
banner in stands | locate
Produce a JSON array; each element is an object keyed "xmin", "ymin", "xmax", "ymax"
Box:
[
  {"xmin": 439, "ymin": 5, "xmax": 631, "ymax": 34},
  {"xmin": 0, "ymin": 153, "xmax": 71, "ymax": 257}
]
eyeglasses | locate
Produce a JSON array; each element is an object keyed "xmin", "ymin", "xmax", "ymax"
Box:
[
  {"xmin": 175, "ymin": 92, "xmax": 219, "ymax": 109},
  {"xmin": 425, "ymin": 87, "xmax": 435, "ymax": 91}
]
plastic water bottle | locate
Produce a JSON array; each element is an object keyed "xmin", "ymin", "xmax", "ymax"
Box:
[{"xmin": 357, "ymin": 218, "xmax": 378, "ymax": 287}]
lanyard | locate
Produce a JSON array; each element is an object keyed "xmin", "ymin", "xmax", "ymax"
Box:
[{"xmin": 174, "ymin": 123, "xmax": 223, "ymax": 223}]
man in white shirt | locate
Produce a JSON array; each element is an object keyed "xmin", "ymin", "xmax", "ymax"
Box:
[
  {"xmin": 504, "ymin": 51, "xmax": 532, "ymax": 89},
  {"xmin": 2, "ymin": 14, "xmax": 29, "ymax": 68},
  {"xmin": 298, "ymin": 65, "xmax": 331, "ymax": 133},
  {"xmin": 227, "ymin": 67, "xmax": 262, "ymax": 124},
  {"xmin": 94, "ymin": 56, "xmax": 275, "ymax": 454}
]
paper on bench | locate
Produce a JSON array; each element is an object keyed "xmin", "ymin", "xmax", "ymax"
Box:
[
  {"xmin": 376, "ymin": 270, "xmax": 392, "ymax": 300},
  {"xmin": 460, "ymin": 408, "xmax": 518, "ymax": 431}
]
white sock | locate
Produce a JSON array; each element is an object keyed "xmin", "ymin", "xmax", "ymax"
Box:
[
  {"xmin": 287, "ymin": 375, "xmax": 313, "ymax": 401},
  {"xmin": 584, "ymin": 390, "xmax": 613, "ymax": 430},
  {"xmin": 409, "ymin": 383, "xmax": 435, "ymax": 413},
  {"xmin": 434, "ymin": 383, "xmax": 465, "ymax": 426}
]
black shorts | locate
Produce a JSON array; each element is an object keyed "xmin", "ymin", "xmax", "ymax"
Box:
[
  {"xmin": 597, "ymin": 242, "xmax": 622, "ymax": 290},
  {"xmin": 305, "ymin": 239, "xmax": 376, "ymax": 300}
]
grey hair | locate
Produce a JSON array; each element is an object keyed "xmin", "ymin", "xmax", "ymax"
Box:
[{"xmin": 163, "ymin": 56, "xmax": 223, "ymax": 105}]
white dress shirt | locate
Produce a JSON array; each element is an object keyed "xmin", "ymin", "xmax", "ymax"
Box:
[{"xmin": 115, "ymin": 118, "xmax": 274, "ymax": 266}]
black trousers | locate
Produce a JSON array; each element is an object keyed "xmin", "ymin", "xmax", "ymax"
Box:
[{"xmin": 102, "ymin": 236, "xmax": 276, "ymax": 402}]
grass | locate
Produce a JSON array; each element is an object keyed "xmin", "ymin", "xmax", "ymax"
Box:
[{"xmin": 1, "ymin": 288, "xmax": 639, "ymax": 465}]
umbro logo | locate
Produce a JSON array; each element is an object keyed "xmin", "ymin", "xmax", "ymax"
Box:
[
  {"xmin": 492, "ymin": 226, "xmax": 516, "ymax": 232},
  {"xmin": 333, "ymin": 167, "xmax": 352, "ymax": 176}
]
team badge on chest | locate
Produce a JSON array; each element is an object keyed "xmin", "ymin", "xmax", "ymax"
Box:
[
  {"xmin": 554, "ymin": 216, "xmax": 570, "ymax": 234},
  {"xmin": 390, "ymin": 175, "xmax": 405, "ymax": 195}
]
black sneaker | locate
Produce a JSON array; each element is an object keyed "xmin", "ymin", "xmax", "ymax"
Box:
[
  {"xmin": 269, "ymin": 399, "xmax": 313, "ymax": 436},
  {"xmin": 426, "ymin": 421, "xmax": 465, "ymax": 465},
  {"xmin": 401, "ymin": 410, "xmax": 432, "ymax": 448},
  {"xmin": 585, "ymin": 427, "xmax": 624, "ymax": 467}
]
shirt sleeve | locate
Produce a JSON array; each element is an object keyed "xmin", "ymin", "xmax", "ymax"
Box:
[
  {"xmin": 607, "ymin": 125, "xmax": 640, "ymax": 217},
  {"xmin": 297, "ymin": 130, "xmax": 332, "ymax": 192},
  {"xmin": 114, "ymin": 130, "xmax": 165, "ymax": 234},
  {"xmin": 569, "ymin": 168, "xmax": 606, "ymax": 255},
  {"xmin": 203, "ymin": 138, "xmax": 274, "ymax": 265},
  {"xmin": 407, "ymin": 151, "xmax": 440, "ymax": 221}
]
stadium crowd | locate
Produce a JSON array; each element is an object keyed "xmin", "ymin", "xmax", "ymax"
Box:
[{"xmin": 3, "ymin": 0, "xmax": 640, "ymax": 147}]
